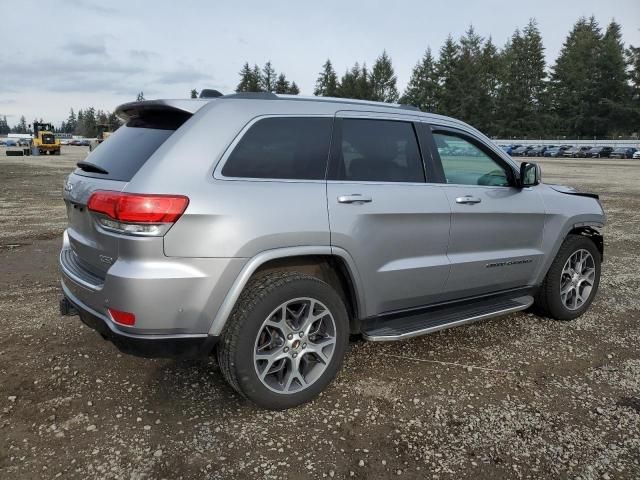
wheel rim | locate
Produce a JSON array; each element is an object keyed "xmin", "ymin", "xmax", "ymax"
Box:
[
  {"xmin": 560, "ymin": 249, "xmax": 596, "ymax": 311},
  {"xmin": 253, "ymin": 297, "xmax": 337, "ymax": 394}
]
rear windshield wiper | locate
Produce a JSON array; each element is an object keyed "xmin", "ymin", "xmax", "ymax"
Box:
[{"xmin": 76, "ymin": 161, "xmax": 109, "ymax": 175}]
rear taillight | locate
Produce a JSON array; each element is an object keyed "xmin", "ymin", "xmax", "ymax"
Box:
[{"xmin": 87, "ymin": 191, "xmax": 189, "ymax": 236}]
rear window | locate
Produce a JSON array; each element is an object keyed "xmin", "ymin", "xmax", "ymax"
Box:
[
  {"xmin": 221, "ymin": 117, "xmax": 333, "ymax": 180},
  {"xmin": 74, "ymin": 111, "xmax": 189, "ymax": 181}
]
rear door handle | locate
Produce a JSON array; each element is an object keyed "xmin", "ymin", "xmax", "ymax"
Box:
[
  {"xmin": 337, "ymin": 194, "xmax": 373, "ymax": 204},
  {"xmin": 455, "ymin": 195, "xmax": 482, "ymax": 205}
]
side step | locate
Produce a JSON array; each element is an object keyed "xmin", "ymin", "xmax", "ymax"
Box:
[{"xmin": 362, "ymin": 295, "xmax": 533, "ymax": 341}]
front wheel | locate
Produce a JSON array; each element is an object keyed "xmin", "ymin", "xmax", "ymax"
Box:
[
  {"xmin": 533, "ymin": 234, "xmax": 601, "ymax": 320},
  {"xmin": 218, "ymin": 271, "xmax": 349, "ymax": 409}
]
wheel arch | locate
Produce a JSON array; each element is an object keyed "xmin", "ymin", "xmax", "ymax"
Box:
[
  {"xmin": 208, "ymin": 246, "xmax": 366, "ymax": 336},
  {"xmin": 568, "ymin": 225, "xmax": 603, "ymax": 260}
]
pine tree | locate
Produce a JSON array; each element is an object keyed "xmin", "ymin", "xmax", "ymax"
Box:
[
  {"xmin": 65, "ymin": 109, "xmax": 77, "ymax": 134},
  {"xmin": 628, "ymin": 44, "xmax": 640, "ymax": 131},
  {"xmin": 261, "ymin": 61, "xmax": 277, "ymax": 92},
  {"xmin": 314, "ymin": 59, "xmax": 339, "ymax": 97},
  {"xmin": 371, "ymin": 51, "xmax": 399, "ymax": 102},
  {"xmin": 435, "ymin": 35, "xmax": 461, "ymax": 116},
  {"xmin": 236, "ymin": 62, "xmax": 253, "ymax": 92},
  {"xmin": 249, "ymin": 64, "xmax": 263, "ymax": 92},
  {"xmin": 596, "ymin": 21, "xmax": 630, "ymax": 136},
  {"xmin": 338, "ymin": 63, "xmax": 360, "ymax": 98},
  {"xmin": 190, "ymin": 89, "xmax": 199, "ymax": 98},
  {"xmin": 401, "ymin": 48, "xmax": 439, "ymax": 111},
  {"xmin": 356, "ymin": 64, "xmax": 374, "ymax": 99},
  {"xmin": 0, "ymin": 116, "xmax": 10, "ymax": 135},
  {"xmin": 274, "ymin": 73, "xmax": 290, "ymax": 94},
  {"xmin": 477, "ymin": 37, "xmax": 500, "ymax": 134},
  {"xmin": 549, "ymin": 17, "xmax": 603, "ymax": 137},
  {"xmin": 136, "ymin": 91, "xmax": 145, "ymax": 102},
  {"xmin": 454, "ymin": 26, "xmax": 485, "ymax": 127},
  {"xmin": 17, "ymin": 115, "xmax": 27, "ymax": 133},
  {"xmin": 496, "ymin": 19, "xmax": 548, "ymax": 137},
  {"xmin": 287, "ymin": 82, "xmax": 300, "ymax": 95}
]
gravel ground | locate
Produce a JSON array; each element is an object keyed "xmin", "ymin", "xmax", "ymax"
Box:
[{"xmin": 0, "ymin": 146, "xmax": 639, "ymax": 479}]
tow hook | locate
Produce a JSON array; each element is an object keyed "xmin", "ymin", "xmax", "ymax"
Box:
[{"xmin": 59, "ymin": 297, "xmax": 78, "ymax": 317}]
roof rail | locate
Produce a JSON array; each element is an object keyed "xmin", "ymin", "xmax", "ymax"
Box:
[
  {"xmin": 223, "ymin": 92, "xmax": 279, "ymax": 100},
  {"xmin": 398, "ymin": 104, "xmax": 420, "ymax": 111}
]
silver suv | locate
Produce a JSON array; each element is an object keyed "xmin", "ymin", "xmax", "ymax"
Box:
[{"xmin": 59, "ymin": 93, "xmax": 605, "ymax": 409}]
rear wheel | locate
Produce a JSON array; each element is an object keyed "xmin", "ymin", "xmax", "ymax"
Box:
[
  {"xmin": 533, "ymin": 235, "xmax": 601, "ymax": 320},
  {"xmin": 218, "ymin": 271, "xmax": 349, "ymax": 410}
]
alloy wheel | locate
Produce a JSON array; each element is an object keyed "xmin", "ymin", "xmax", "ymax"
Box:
[
  {"xmin": 253, "ymin": 297, "xmax": 337, "ymax": 394},
  {"xmin": 560, "ymin": 249, "xmax": 596, "ymax": 310}
]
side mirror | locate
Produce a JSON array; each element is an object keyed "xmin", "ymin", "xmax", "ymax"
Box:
[{"xmin": 520, "ymin": 162, "xmax": 541, "ymax": 187}]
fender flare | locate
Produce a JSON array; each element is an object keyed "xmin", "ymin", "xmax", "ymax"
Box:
[{"xmin": 207, "ymin": 246, "xmax": 366, "ymax": 336}]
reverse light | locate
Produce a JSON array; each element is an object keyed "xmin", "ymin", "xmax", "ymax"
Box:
[
  {"xmin": 108, "ymin": 308, "xmax": 136, "ymax": 326},
  {"xmin": 87, "ymin": 191, "xmax": 189, "ymax": 236}
]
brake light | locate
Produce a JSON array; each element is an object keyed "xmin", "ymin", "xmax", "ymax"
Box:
[
  {"xmin": 108, "ymin": 308, "xmax": 136, "ymax": 326},
  {"xmin": 87, "ymin": 191, "xmax": 189, "ymax": 235}
]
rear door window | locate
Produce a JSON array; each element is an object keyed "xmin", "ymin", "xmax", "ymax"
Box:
[
  {"xmin": 221, "ymin": 117, "xmax": 333, "ymax": 180},
  {"xmin": 74, "ymin": 111, "xmax": 189, "ymax": 182},
  {"xmin": 333, "ymin": 118, "xmax": 425, "ymax": 183}
]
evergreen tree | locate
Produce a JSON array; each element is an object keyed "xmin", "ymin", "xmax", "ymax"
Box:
[
  {"xmin": 274, "ymin": 73, "xmax": 290, "ymax": 94},
  {"xmin": 136, "ymin": 91, "xmax": 145, "ymax": 102},
  {"xmin": 288, "ymin": 81, "xmax": 300, "ymax": 95},
  {"xmin": 370, "ymin": 51, "xmax": 399, "ymax": 102},
  {"xmin": 190, "ymin": 89, "xmax": 199, "ymax": 98},
  {"xmin": 65, "ymin": 109, "xmax": 77, "ymax": 134},
  {"xmin": 17, "ymin": 115, "xmax": 27, "ymax": 133},
  {"xmin": 0, "ymin": 116, "xmax": 10, "ymax": 135},
  {"xmin": 628, "ymin": 44, "xmax": 640, "ymax": 131},
  {"xmin": 435, "ymin": 35, "xmax": 461, "ymax": 116},
  {"xmin": 314, "ymin": 59, "xmax": 339, "ymax": 97},
  {"xmin": 401, "ymin": 48, "xmax": 439, "ymax": 111},
  {"xmin": 338, "ymin": 63, "xmax": 360, "ymax": 98},
  {"xmin": 236, "ymin": 62, "xmax": 253, "ymax": 92},
  {"xmin": 261, "ymin": 61, "xmax": 277, "ymax": 92},
  {"xmin": 496, "ymin": 19, "xmax": 548, "ymax": 137},
  {"xmin": 477, "ymin": 37, "xmax": 501, "ymax": 134},
  {"xmin": 549, "ymin": 17, "xmax": 603, "ymax": 137},
  {"xmin": 596, "ymin": 21, "xmax": 630, "ymax": 136},
  {"xmin": 250, "ymin": 64, "xmax": 263, "ymax": 91},
  {"xmin": 453, "ymin": 26, "xmax": 485, "ymax": 127},
  {"xmin": 356, "ymin": 64, "xmax": 374, "ymax": 99}
]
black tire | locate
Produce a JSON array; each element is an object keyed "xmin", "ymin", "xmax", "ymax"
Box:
[
  {"xmin": 218, "ymin": 271, "xmax": 349, "ymax": 410},
  {"xmin": 533, "ymin": 234, "xmax": 601, "ymax": 320}
]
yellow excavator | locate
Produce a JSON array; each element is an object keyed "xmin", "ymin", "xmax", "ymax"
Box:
[
  {"xmin": 89, "ymin": 123, "xmax": 113, "ymax": 151},
  {"xmin": 32, "ymin": 122, "xmax": 61, "ymax": 155}
]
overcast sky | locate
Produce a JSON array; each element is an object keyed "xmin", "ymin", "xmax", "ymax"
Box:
[{"xmin": 1, "ymin": 0, "xmax": 639, "ymax": 126}]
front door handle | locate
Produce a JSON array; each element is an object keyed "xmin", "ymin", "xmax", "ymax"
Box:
[
  {"xmin": 337, "ymin": 194, "xmax": 373, "ymax": 204},
  {"xmin": 455, "ymin": 195, "xmax": 482, "ymax": 205}
]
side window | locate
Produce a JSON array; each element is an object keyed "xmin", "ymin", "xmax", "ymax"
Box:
[
  {"xmin": 433, "ymin": 132, "xmax": 510, "ymax": 187},
  {"xmin": 337, "ymin": 119, "xmax": 424, "ymax": 182},
  {"xmin": 222, "ymin": 117, "xmax": 332, "ymax": 180}
]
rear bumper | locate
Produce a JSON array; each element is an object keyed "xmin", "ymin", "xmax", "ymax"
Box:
[
  {"xmin": 59, "ymin": 229, "xmax": 245, "ymax": 335},
  {"xmin": 60, "ymin": 290, "xmax": 218, "ymax": 358}
]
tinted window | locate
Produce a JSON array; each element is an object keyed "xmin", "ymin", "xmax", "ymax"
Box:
[
  {"xmin": 222, "ymin": 117, "xmax": 332, "ymax": 180},
  {"xmin": 433, "ymin": 132, "xmax": 510, "ymax": 186},
  {"xmin": 74, "ymin": 111, "xmax": 189, "ymax": 181},
  {"xmin": 337, "ymin": 119, "xmax": 424, "ymax": 182}
]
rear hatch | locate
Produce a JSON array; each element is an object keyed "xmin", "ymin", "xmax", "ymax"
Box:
[{"xmin": 62, "ymin": 102, "xmax": 193, "ymax": 279}]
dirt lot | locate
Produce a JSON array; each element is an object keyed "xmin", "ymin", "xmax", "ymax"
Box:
[{"xmin": 1, "ymin": 146, "xmax": 639, "ymax": 479}]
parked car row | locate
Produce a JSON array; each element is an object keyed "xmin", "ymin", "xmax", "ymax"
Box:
[{"xmin": 499, "ymin": 144, "xmax": 638, "ymax": 159}]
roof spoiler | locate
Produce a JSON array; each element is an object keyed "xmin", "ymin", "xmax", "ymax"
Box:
[{"xmin": 115, "ymin": 100, "xmax": 201, "ymax": 121}]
